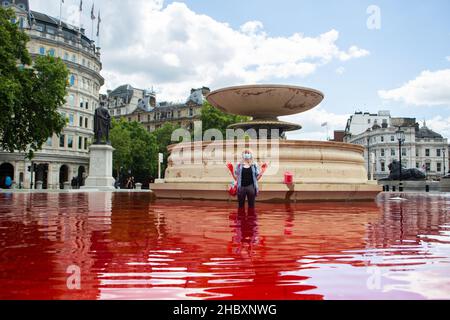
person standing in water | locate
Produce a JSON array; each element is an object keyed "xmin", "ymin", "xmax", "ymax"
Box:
[{"xmin": 227, "ymin": 149, "xmax": 268, "ymax": 209}]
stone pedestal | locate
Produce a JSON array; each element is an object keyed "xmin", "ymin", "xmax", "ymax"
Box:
[
  {"xmin": 82, "ymin": 145, "xmax": 116, "ymax": 191},
  {"xmin": 440, "ymin": 177, "xmax": 450, "ymax": 192}
]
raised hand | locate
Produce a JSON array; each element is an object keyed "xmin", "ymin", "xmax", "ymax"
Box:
[
  {"xmin": 226, "ymin": 163, "xmax": 234, "ymax": 174},
  {"xmin": 261, "ymin": 163, "xmax": 268, "ymax": 172}
]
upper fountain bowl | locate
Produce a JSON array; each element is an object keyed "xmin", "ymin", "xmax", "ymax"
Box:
[{"xmin": 206, "ymin": 84, "xmax": 324, "ymax": 118}]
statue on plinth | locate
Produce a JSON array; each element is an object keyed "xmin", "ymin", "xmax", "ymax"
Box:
[
  {"xmin": 94, "ymin": 102, "xmax": 111, "ymax": 145},
  {"xmin": 380, "ymin": 160, "xmax": 426, "ymax": 181}
]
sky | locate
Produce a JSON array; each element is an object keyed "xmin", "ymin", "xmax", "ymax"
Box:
[{"xmin": 28, "ymin": 0, "xmax": 450, "ymax": 141}]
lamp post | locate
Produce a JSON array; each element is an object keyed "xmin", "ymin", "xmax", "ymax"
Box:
[
  {"xmin": 443, "ymin": 148, "xmax": 446, "ymax": 176},
  {"xmin": 367, "ymin": 136, "xmax": 370, "ymax": 180},
  {"xmin": 396, "ymin": 128, "xmax": 405, "ymax": 191}
]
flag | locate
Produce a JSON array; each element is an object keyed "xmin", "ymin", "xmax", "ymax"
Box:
[
  {"xmin": 79, "ymin": 0, "xmax": 83, "ymax": 12},
  {"xmin": 321, "ymin": 122, "xmax": 328, "ymax": 127},
  {"xmin": 96, "ymin": 10, "xmax": 101, "ymax": 37},
  {"xmin": 91, "ymin": 3, "xmax": 96, "ymax": 20}
]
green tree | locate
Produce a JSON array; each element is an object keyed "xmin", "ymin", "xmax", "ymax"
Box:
[
  {"xmin": 110, "ymin": 119, "xmax": 159, "ymax": 183},
  {"xmin": 200, "ymin": 101, "xmax": 250, "ymax": 137},
  {"xmin": 126, "ymin": 121, "xmax": 158, "ymax": 180},
  {"xmin": 0, "ymin": 7, "xmax": 69, "ymax": 159},
  {"xmin": 110, "ymin": 118, "xmax": 132, "ymax": 177},
  {"xmin": 150, "ymin": 123, "xmax": 181, "ymax": 177}
]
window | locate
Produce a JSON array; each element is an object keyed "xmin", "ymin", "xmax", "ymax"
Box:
[
  {"xmin": 381, "ymin": 149, "xmax": 385, "ymax": 157},
  {"xmin": 72, "ymin": 54, "xmax": 76, "ymax": 63},
  {"xmin": 46, "ymin": 137, "xmax": 52, "ymax": 147},
  {"xmin": 78, "ymin": 137, "xmax": 83, "ymax": 150},
  {"xmin": 416, "ymin": 149, "xmax": 419, "ymax": 157},
  {"xmin": 85, "ymin": 101, "xmax": 89, "ymax": 110},
  {"xmin": 35, "ymin": 24, "xmax": 44, "ymax": 32},
  {"xmin": 68, "ymin": 136, "xmax": 73, "ymax": 148},
  {"xmin": 189, "ymin": 108, "xmax": 194, "ymax": 117},
  {"xmin": 426, "ymin": 163, "xmax": 431, "ymax": 172},
  {"xmin": 437, "ymin": 163, "xmax": 442, "ymax": 172},
  {"xmin": 390, "ymin": 136, "xmax": 395, "ymax": 142},
  {"xmin": 39, "ymin": 47, "xmax": 45, "ymax": 55},
  {"xmin": 425, "ymin": 149, "xmax": 430, "ymax": 157},
  {"xmin": 416, "ymin": 162, "xmax": 420, "ymax": 169},
  {"xmin": 70, "ymin": 75, "xmax": 76, "ymax": 87},
  {"xmin": 48, "ymin": 48, "xmax": 55, "ymax": 57},
  {"xmin": 381, "ymin": 162, "xmax": 385, "ymax": 172},
  {"xmin": 368, "ymin": 119, "xmax": 371, "ymax": 124},
  {"xmin": 69, "ymin": 94, "xmax": 75, "ymax": 106},
  {"xmin": 59, "ymin": 135, "xmax": 65, "ymax": 148},
  {"xmin": 64, "ymin": 52, "xmax": 69, "ymax": 60},
  {"xmin": 138, "ymin": 114, "xmax": 141, "ymax": 122},
  {"xmin": 80, "ymin": 97, "xmax": 84, "ymax": 108},
  {"xmin": 85, "ymin": 118, "xmax": 88, "ymax": 128},
  {"xmin": 402, "ymin": 148, "xmax": 407, "ymax": 156},
  {"xmin": 79, "ymin": 116, "xmax": 83, "ymax": 128},
  {"xmin": 19, "ymin": 17, "xmax": 24, "ymax": 29},
  {"xmin": 391, "ymin": 149, "xmax": 395, "ymax": 156},
  {"xmin": 381, "ymin": 136, "xmax": 384, "ymax": 142},
  {"xmin": 437, "ymin": 149, "xmax": 441, "ymax": 157},
  {"xmin": 84, "ymin": 138, "xmax": 88, "ymax": 150},
  {"xmin": 69, "ymin": 114, "xmax": 74, "ymax": 126}
]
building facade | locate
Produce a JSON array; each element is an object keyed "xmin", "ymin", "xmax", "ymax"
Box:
[
  {"xmin": 0, "ymin": 1, "xmax": 104, "ymax": 189},
  {"xmin": 107, "ymin": 85, "xmax": 210, "ymax": 132},
  {"xmin": 344, "ymin": 112, "xmax": 449, "ymax": 180},
  {"xmin": 344, "ymin": 110, "xmax": 391, "ymax": 136}
]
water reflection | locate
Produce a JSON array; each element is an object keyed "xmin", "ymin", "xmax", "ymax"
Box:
[{"xmin": 0, "ymin": 192, "xmax": 449, "ymax": 300}]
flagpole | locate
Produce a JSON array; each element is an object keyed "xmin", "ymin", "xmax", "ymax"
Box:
[
  {"xmin": 97, "ymin": 10, "xmax": 101, "ymax": 47},
  {"xmin": 59, "ymin": 0, "xmax": 63, "ymax": 26}
]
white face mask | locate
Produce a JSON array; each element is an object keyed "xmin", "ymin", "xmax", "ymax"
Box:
[{"xmin": 243, "ymin": 153, "xmax": 252, "ymax": 160}]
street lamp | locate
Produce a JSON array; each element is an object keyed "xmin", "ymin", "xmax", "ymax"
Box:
[
  {"xmin": 396, "ymin": 128, "xmax": 405, "ymax": 191},
  {"xmin": 367, "ymin": 136, "xmax": 371, "ymax": 180},
  {"xmin": 443, "ymin": 148, "xmax": 446, "ymax": 176}
]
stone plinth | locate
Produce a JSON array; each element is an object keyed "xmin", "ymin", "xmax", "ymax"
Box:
[
  {"xmin": 440, "ymin": 178, "xmax": 450, "ymax": 192},
  {"xmin": 82, "ymin": 145, "xmax": 115, "ymax": 191},
  {"xmin": 379, "ymin": 180, "xmax": 440, "ymax": 192}
]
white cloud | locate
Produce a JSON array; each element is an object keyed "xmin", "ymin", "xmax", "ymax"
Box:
[
  {"xmin": 378, "ymin": 69, "xmax": 450, "ymax": 106},
  {"xmin": 30, "ymin": 0, "xmax": 370, "ymax": 101},
  {"xmin": 426, "ymin": 116, "xmax": 450, "ymax": 140},
  {"xmin": 282, "ymin": 106, "xmax": 349, "ymax": 141},
  {"xmin": 336, "ymin": 66, "xmax": 345, "ymax": 75},
  {"xmin": 240, "ymin": 21, "xmax": 265, "ymax": 36},
  {"xmin": 339, "ymin": 45, "xmax": 370, "ymax": 61}
]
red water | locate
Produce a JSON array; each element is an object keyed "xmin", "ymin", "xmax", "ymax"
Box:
[{"xmin": 0, "ymin": 192, "xmax": 449, "ymax": 300}]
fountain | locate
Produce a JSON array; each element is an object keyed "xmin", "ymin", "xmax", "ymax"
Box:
[{"xmin": 151, "ymin": 84, "xmax": 382, "ymax": 202}]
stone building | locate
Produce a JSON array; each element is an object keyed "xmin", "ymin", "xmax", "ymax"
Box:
[
  {"xmin": 106, "ymin": 85, "xmax": 210, "ymax": 132},
  {"xmin": 345, "ymin": 113, "xmax": 449, "ymax": 180},
  {"xmin": 0, "ymin": 1, "xmax": 104, "ymax": 189}
]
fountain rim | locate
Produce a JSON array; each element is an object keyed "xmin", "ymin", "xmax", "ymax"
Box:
[
  {"xmin": 206, "ymin": 84, "xmax": 325, "ymax": 100},
  {"xmin": 166, "ymin": 140, "xmax": 365, "ymax": 153}
]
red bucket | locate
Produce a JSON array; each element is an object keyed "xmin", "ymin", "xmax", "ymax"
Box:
[{"xmin": 284, "ymin": 172, "xmax": 294, "ymax": 185}]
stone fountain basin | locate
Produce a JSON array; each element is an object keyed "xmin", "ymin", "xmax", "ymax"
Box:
[
  {"xmin": 151, "ymin": 140, "xmax": 382, "ymax": 202},
  {"xmin": 206, "ymin": 84, "xmax": 324, "ymax": 118}
]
